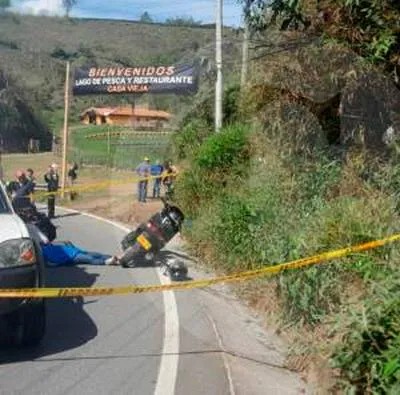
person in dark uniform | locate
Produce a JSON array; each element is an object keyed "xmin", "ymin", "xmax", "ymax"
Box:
[
  {"xmin": 26, "ymin": 168, "xmax": 35, "ymax": 186},
  {"xmin": 44, "ymin": 163, "xmax": 59, "ymax": 219},
  {"xmin": 26, "ymin": 168, "xmax": 36, "ymax": 202},
  {"xmin": 5, "ymin": 170, "xmax": 35, "ymax": 210},
  {"xmin": 68, "ymin": 162, "xmax": 78, "ymax": 184},
  {"xmin": 67, "ymin": 162, "xmax": 79, "ymax": 200}
]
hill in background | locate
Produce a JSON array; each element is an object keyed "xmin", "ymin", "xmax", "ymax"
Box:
[{"xmin": 0, "ymin": 13, "xmax": 241, "ymax": 152}]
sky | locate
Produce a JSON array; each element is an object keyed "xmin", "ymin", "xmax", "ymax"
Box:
[{"xmin": 11, "ymin": 0, "xmax": 243, "ymax": 26}]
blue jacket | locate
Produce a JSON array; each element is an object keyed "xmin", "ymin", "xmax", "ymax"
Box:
[
  {"xmin": 42, "ymin": 244, "xmax": 85, "ymax": 266},
  {"xmin": 150, "ymin": 164, "xmax": 164, "ymax": 176}
]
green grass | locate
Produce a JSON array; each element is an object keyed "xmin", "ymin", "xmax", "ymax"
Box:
[{"xmin": 70, "ymin": 125, "xmax": 170, "ymax": 168}]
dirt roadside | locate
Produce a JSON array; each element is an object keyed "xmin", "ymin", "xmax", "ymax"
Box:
[{"xmin": 63, "ymin": 184, "xmax": 164, "ymax": 226}]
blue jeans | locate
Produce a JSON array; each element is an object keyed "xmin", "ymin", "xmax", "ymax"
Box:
[
  {"xmin": 138, "ymin": 181, "xmax": 148, "ymax": 202},
  {"xmin": 153, "ymin": 179, "xmax": 161, "ymax": 198},
  {"xmin": 73, "ymin": 252, "xmax": 110, "ymax": 265}
]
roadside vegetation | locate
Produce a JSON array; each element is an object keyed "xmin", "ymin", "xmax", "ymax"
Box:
[
  {"xmin": 173, "ymin": 106, "xmax": 400, "ymax": 394},
  {"xmin": 171, "ymin": 1, "xmax": 400, "ymax": 392}
]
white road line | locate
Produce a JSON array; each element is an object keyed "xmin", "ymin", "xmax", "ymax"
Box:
[
  {"xmin": 154, "ymin": 270, "xmax": 179, "ymax": 395},
  {"xmin": 55, "ymin": 206, "xmax": 180, "ymax": 395}
]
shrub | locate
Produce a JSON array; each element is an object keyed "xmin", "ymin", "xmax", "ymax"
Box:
[
  {"xmin": 277, "ymin": 265, "xmax": 344, "ymax": 327},
  {"xmin": 174, "ymin": 123, "xmax": 251, "ymax": 218},
  {"xmin": 174, "ymin": 168, "xmax": 222, "ymax": 217},
  {"xmin": 194, "ymin": 123, "xmax": 250, "ymax": 171},
  {"xmin": 171, "ymin": 119, "xmax": 212, "ymax": 160},
  {"xmin": 223, "ymin": 84, "xmax": 240, "ymax": 124},
  {"xmin": 368, "ymin": 160, "xmax": 400, "ymax": 212},
  {"xmin": 181, "ymin": 152, "xmax": 298, "ymax": 271},
  {"xmin": 332, "ymin": 274, "xmax": 400, "ymax": 394},
  {"xmin": 277, "ymin": 192, "xmax": 398, "ymax": 327},
  {"xmin": 210, "ymin": 195, "xmax": 262, "ymax": 267},
  {"xmin": 50, "ymin": 46, "xmax": 78, "ymax": 60},
  {"xmin": 290, "ymin": 155, "xmax": 342, "ymax": 212}
]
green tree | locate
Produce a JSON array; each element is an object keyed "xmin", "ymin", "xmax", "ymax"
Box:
[
  {"xmin": 165, "ymin": 16, "xmax": 202, "ymax": 26},
  {"xmin": 242, "ymin": 0, "xmax": 400, "ymax": 78},
  {"xmin": 140, "ymin": 11, "xmax": 153, "ymax": 23},
  {"xmin": 62, "ymin": 0, "xmax": 77, "ymax": 18}
]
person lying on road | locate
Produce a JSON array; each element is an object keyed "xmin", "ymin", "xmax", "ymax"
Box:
[
  {"xmin": 43, "ymin": 242, "xmax": 120, "ymax": 267},
  {"xmin": 29, "ymin": 224, "xmax": 120, "ymax": 267}
]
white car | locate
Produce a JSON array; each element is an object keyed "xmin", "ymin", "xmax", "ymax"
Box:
[{"xmin": 0, "ymin": 181, "xmax": 46, "ymax": 346}]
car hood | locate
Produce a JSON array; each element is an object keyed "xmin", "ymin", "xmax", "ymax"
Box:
[{"xmin": 0, "ymin": 214, "xmax": 30, "ymax": 243}]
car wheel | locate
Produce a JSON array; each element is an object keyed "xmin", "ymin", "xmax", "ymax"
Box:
[{"xmin": 13, "ymin": 301, "xmax": 46, "ymax": 347}]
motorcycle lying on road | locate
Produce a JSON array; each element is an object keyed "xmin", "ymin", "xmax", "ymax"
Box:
[{"xmin": 119, "ymin": 198, "xmax": 188, "ymax": 280}]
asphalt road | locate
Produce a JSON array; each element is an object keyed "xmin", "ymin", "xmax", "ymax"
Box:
[
  {"xmin": 0, "ymin": 208, "xmax": 230, "ymax": 395},
  {"xmin": 0, "ymin": 208, "xmax": 308, "ymax": 395}
]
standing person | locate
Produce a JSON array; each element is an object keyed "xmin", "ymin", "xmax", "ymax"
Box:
[
  {"xmin": 26, "ymin": 168, "xmax": 35, "ymax": 184},
  {"xmin": 151, "ymin": 159, "xmax": 164, "ymax": 199},
  {"xmin": 11, "ymin": 170, "xmax": 35, "ymax": 208},
  {"xmin": 26, "ymin": 168, "xmax": 36, "ymax": 191},
  {"xmin": 26, "ymin": 168, "xmax": 36, "ymax": 203},
  {"xmin": 67, "ymin": 162, "xmax": 79, "ymax": 200},
  {"xmin": 67, "ymin": 162, "xmax": 79, "ymax": 185},
  {"xmin": 135, "ymin": 157, "xmax": 151, "ymax": 203},
  {"xmin": 162, "ymin": 161, "xmax": 177, "ymax": 199},
  {"xmin": 44, "ymin": 163, "xmax": 59, "ymax": 219}
]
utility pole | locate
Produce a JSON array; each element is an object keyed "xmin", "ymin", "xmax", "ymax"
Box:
[
  {"xmin": 61, "ymin": 61, "xmax": 70, "ymax": 199},
  {"xmin": 241, "ymin": 20, "xmax": 249, "ymax": 88},
  {"xmin": 215, "ymin": 0, "xmax": 223, "ymax": 132}
]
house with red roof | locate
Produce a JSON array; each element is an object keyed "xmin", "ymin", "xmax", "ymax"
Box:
[{"xmin": 80, "ymin": 106, "xmax": 171, "ymax": 129}]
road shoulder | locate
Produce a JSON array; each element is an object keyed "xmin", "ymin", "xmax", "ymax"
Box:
[{"xmin": 166, "ymin": 236, "xmax": 309, "ymax": 395}]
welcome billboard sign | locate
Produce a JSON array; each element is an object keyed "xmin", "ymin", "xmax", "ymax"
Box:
[{"xmin": 73, "ymin": 63, "xmax": 199, "ymax": 95}]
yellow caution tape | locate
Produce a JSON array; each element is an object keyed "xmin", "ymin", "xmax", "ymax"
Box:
[
  {"xmin": 34, "ymin": 173, "xmax": 178, "ymax": 198},
  {"xmin": 0, "ymin": 233, "xmax": 398, "ymax": 298}
]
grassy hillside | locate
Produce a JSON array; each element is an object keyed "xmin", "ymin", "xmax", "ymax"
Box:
[
  {"xmin": 0, "ymin": 14, "xmax": 216, "ymax": 59},
  {"xmin": 0, "ymin": 13, "xmax": 241, "ymax": 150},
  {"xmin": 70, "ymin": 125, "xmax": 170, "ymax": 168}
]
